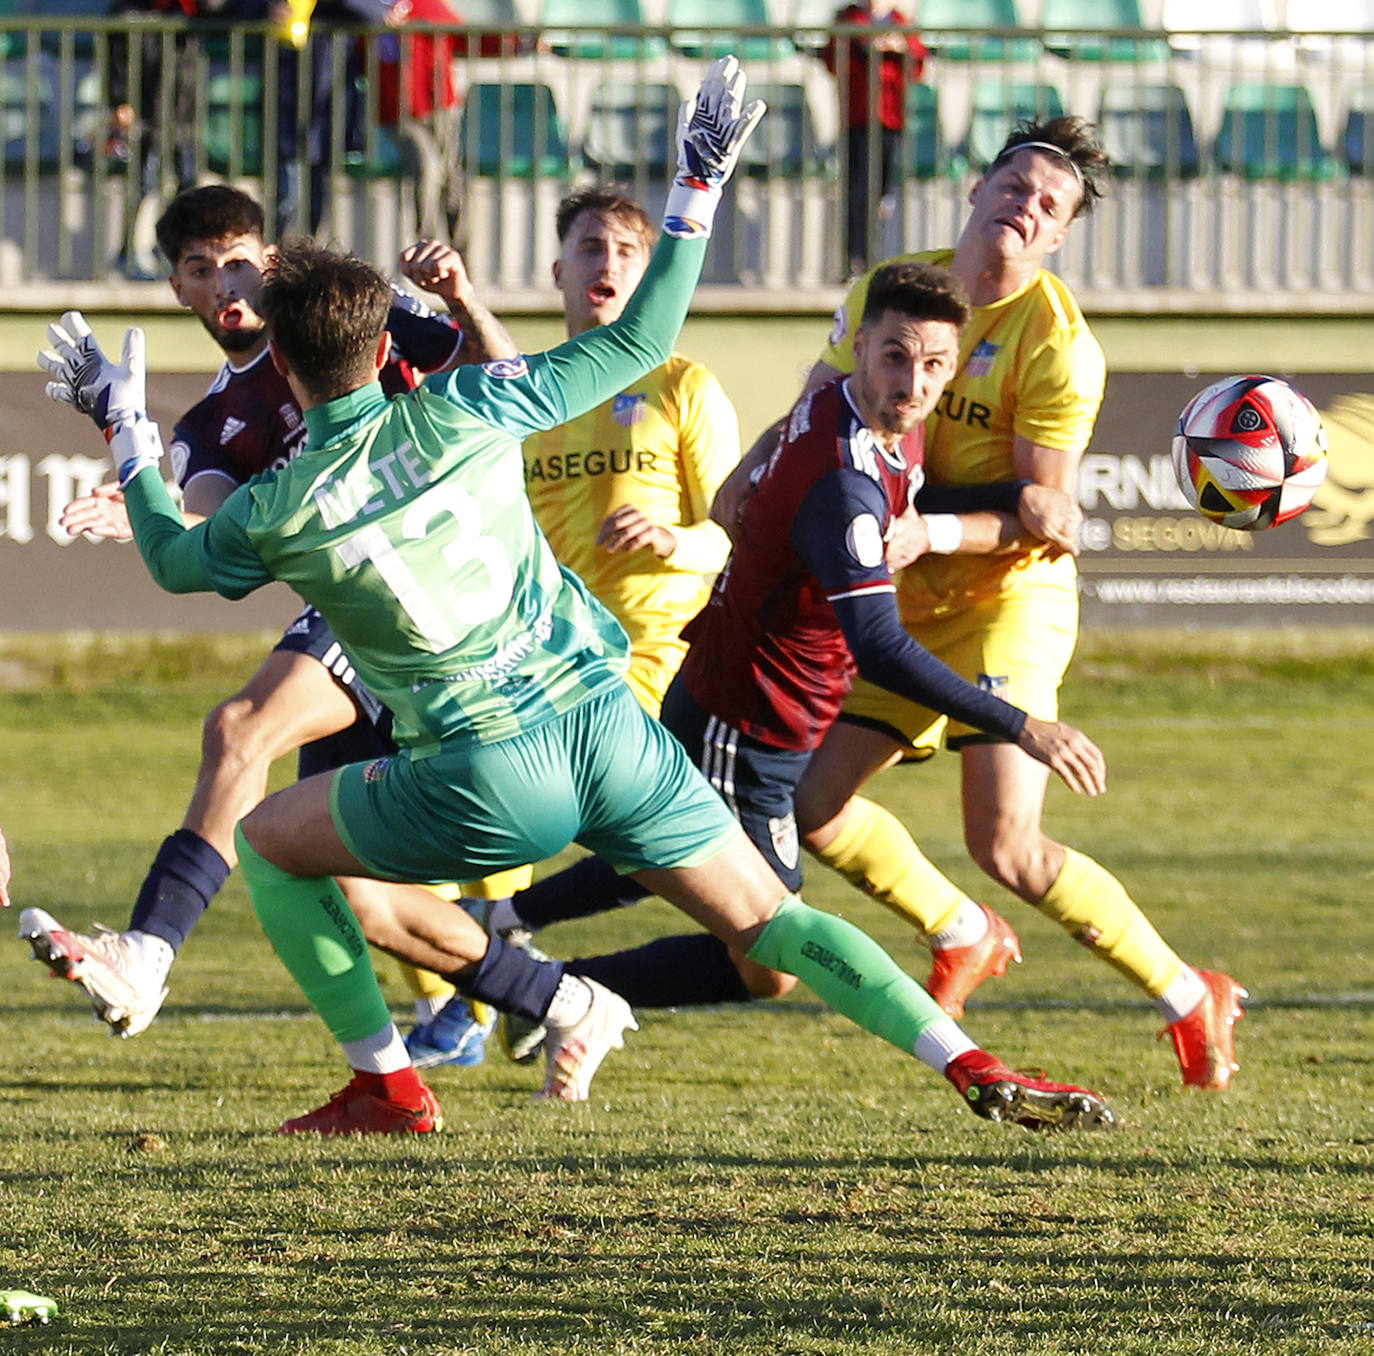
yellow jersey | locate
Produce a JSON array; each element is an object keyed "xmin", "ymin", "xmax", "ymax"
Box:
[
  {"xmin": 522, "ymin": 353, "xmax": 738, "ymax": 711},
  {"xmin": 820, "ymin": 249, "xmax": 1106, "ymax": 624}
]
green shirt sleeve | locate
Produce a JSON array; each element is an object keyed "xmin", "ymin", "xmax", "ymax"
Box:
[
  {"xmin": 124, "ymin": 466, "xmax": 273, "ymax": 598},
  {"xmin": 428, "ymin": 233, "xmax": 709, "ymax": 441}
]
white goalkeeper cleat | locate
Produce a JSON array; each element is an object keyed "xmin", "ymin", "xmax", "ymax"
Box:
[
  {"xmin": 19, "ymin": 907, "xmax": 169, "ymax": 1037},
  {"xmin": 537, "ymin": 978, "xmax": 637, "ymax": 1103}
]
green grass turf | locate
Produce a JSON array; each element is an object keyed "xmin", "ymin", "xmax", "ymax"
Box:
[{"xmin": 2, "ymin": 632, "xmax": 1373, "ymax": 1354}]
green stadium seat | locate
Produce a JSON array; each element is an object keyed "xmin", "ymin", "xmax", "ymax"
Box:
[
  {"xmin": 1041, "ymin": 0, "xmax": 1169, "ymax": 61},
  {"xmin": 1214, "ymin": 83, "xmax": 1341, "ymax": 182},
  {"xmin": 903, "ymin": 82, "xmax": 959, "ymax": 179},
  {"xmin": 459, "ymin": 81, "xmax": 569, "ymax": 179},
  {"xmin": 918, "ymin": 0, "xmax": 1038, "ymax": 63},
  {"xmin": 666, "ymin": 0, "xmax": 792, "ymax": 61},
  {"xmin": 582, "ymin": 81, "xmax": 679, "ymax": 179},
  {"xmin": 1098, "ymin": 83, "xmax": 1200, "ymax": 179},
  {"xmin": 966, "ymin": 81, "xmax": 1064, "ymax": 172},
  {"xmin": 205, "ymin": 64, "xmax": 265, "ymax": 178},
  {"xmin": 736, "ymin": 81, "xmax": 825, "ymax": 178},
  {"xmin": 1342, "ymin": 86, "xmax": 1374, "ymax": 175},
  {"xmin": 461, "ymin": 0, "xmax": 521, "ymax": 23},
  {"xmin": 541, "ymin": 0, "xmax": 667, "ymax": 60},
  {"xmin": 1, "ymin": 52, "xmax": 61, "ymax": 173}
]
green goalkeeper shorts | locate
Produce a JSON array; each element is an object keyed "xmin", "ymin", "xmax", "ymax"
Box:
[{"xmin": 332, "ymin": 681, "xmax": 739, "ymax": 883}]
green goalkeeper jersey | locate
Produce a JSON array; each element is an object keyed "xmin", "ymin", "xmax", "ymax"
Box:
[{"xmin": 124, "ymin": 235, "xmax": 708, "ymax": 756}]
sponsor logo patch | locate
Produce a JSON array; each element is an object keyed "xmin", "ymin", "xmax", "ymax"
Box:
[
  {"xmin": 845, "ymin": 512, "xmax": 886, "ymax": 568},
  {"xmin": 613, "ymin": 393, "xmax": 647, "ymax": 427},
  {"xmin": 977, "ymin": 672, "xmax": 1011, "ymax": 700},
  {"xmin": 363, "ymin": 757, "xmax": 393, "ymax": 783},
  {"xmin": 483, "ymin": 356, "xmax": 530, "ymax": 380}
]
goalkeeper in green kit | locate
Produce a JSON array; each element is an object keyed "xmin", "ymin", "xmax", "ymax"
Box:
[{"xmin": 39, "ymin": 59, "xmax": 1115, "ymax": 1135}]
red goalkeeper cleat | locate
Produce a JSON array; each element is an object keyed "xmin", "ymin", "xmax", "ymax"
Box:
[
  {"xmin": 945, "ymin": 1050, "xmax": 1117, "ymax": 1130},
  {"xmin": 277, "ymin": 1073, "xmax": 443, "ymax": 1135},
  {"xmin": 925, "ymin": 904, "xmax": 1022, "ymax": 1018},
  {"xmin": 1162, "ymin": 969, "xmax": 1247, "ymax": 1089}
]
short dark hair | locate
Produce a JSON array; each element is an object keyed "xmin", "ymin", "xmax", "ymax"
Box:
[
  {"xmin": 555, "ymin": 188, "xmax": 657, "ymax": 250},
  {"xmin": 260, "ymin": 239, "xmax": 393, "ymax": 404},
  {"xmin": 155, "ymin": 185, "xmax": 265, "ymax": 267},
  {"xmin": 990, "ymin": 116, "xmax": 1110, "ymax": 217},
  {"xmin": 860, "ymin": 261, "xmax": 971, "ymax": 332}
]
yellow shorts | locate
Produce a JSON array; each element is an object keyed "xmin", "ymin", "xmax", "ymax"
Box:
[{"xmin": 841, "ymin": 571, "xmax": 1079, "ymax": 751}]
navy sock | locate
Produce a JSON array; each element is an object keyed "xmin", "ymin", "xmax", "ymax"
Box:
[
  {"xmin": 447, "ymin": 934, "xmax": 565, "ymax": 1023},
  {"xmin": 568, "ymin": 933, "xmax": 751, "ymax": 1008},
  {"xmin": 514, "ymin": 855, "xmax": 649, "ymax": 931},
  {"xmin": 129, "ymin": 830, "xmax": 231, "ymax": 951}
]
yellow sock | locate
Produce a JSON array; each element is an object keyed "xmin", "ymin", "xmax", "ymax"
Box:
[
  {"xmin": 1036, "ymin": 847, "xmax": 1185, "ymax": 997},
  {"xmin": 391, "ymin": 867, "xmax": 536, "ymax": 1003},
  {"xmin": 808, "ymin": 795, "xmax": 974, "ymax": 937}
]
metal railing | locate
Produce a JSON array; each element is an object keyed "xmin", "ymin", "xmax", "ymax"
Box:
[{"xmin": 1, "ymin": 16, "xmax": 1373, "ymax": 310}]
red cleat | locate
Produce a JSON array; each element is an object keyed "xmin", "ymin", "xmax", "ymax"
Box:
[
  {"xmin": 277, "ymin": 1074, "xmax": 443, "ymax": 1135},
  {"xmin": 925, "ymin": 904, "xmax": 1022, "ymax": 1018},
  {"xmin": 1162, "ymin": 969, "xmax": 1247, "ymax": 1089},
  {"xmin": 945, "ymin": 1049, "xmax": 1117, "ymax": 1131}
]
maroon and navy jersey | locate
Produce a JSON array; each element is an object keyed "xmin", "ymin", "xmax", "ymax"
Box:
[
  {"xmin": 167, "ymin": 298, "xmax": 462, "ymax": 491},
  {"xmin": 681, "ymin": 378, "xmax": 922, "ymax": 751}
]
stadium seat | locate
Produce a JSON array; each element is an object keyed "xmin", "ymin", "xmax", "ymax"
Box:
[
  {"xmin": 735, "ymin": 80, "xmax": 825, "ymax": 178},
  {"xmin": 1040, "ymin": 0, "xmax": 1168, "ymax": 61},
  {"xmin": 458, "ymin": 80, "xmax": 569, "ymax": 179},
  {"xmin": 540, "ymin": 0, "xmax": 667, "ymax": 60},
  {"xmin": 1341, "ymin": 85, "xmax": 1374, "ymax": 174},
  {"xmin": 918, "ymin": 0, "xmax": 1038, "ymax": 63},
  {"xmin": 582, "ymin": 81, "xmax": 679, "ymax": 180},
  {"xmin": 965, "ymin": 81, "xmax": 1064, "ymax": 172},
  {"xmin": 903, "ymin": 82, "xmax": 958, "ymax": 179},
  {"xmin": 1097, "ymin": 83, "xmax": 1200, "ymax": 179},
  {"xmin": 205, "ymin": 64, "xmax": 265, "ymax": 178},
  {"xmin": 1214, "ymin": 82, "xmax": 1341, "ymax": 181},
  {"xmin": 666, "ymin": 0, "xmax": 792, "ymax": 60},
  {"xmin": 461, "ymin": 0, "xmax": 522, "ymax": 23},
  {"xmin": 1, "ymin": 52, "xmax": 62, "ymax": 173}
]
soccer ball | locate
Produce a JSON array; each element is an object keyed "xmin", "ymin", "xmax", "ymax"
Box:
[{"xmin": 1171, "ymin": 375, "xmax": 1328, "ymax": 531}]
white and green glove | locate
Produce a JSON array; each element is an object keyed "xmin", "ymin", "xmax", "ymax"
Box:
[
  {"xmin": 663, "ymin": 55, "xmax": 766, "ymax": 240},
  {"xmin": 38, "ymin": 310, "xmax": 163, "ymax": 487}
]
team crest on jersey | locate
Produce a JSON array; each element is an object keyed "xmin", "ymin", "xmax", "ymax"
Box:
[
  {"xmin": 769, "ymin": 813, "xmax": 800, "ymax": 871},
  {"xmin": 483, "ymin": 356, "xmax": 530, "ymax": 379},
  {"xmin": 967, "ymin": 340, "xmax": 999, "ymax": 378},
  {"xmin": 219, "ymin": 416, "xmax": 246, "ymax": 445},
  {"xmin": 363, "ymin": 757, "xmax": 393, "ymax": 784},
  {"xmin": 613, "ymin": 393, "xmax": 647, "ymax": 427},
  {"xmin": 978, "ymin": 673, "xmax": 1011, "ymax": 699},
  {"xmin": 281, "ymin": 404, "xmax": 301, "ymax": 431}
]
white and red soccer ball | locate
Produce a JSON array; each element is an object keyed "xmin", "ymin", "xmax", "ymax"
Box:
[{"xmin": 1171, "ymin": 375, "xmax": 1329, "ymax": 531}]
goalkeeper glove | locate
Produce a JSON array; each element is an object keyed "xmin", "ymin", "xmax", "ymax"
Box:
[{"xmin": 663, "ymin": 55, "xmax": 766, "ymax": 239}]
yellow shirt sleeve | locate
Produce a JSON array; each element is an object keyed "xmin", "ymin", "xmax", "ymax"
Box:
[{"xmin": 663, "ymin": 361, "xmax": 738, "ymax": 575}]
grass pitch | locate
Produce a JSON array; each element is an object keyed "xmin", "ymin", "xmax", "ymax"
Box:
[{"xmin": 2, "ymin": 631, "xmax": 1373, "ymax": 1355}]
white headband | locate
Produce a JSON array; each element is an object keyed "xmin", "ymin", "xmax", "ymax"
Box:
[{"xmin": 991, "ymin": 140, "xmax": 1085, "ymax": 189}]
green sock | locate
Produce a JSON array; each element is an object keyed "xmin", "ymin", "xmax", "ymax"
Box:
[
  {"xmin": 236, "ymin": 827, "xmax": 392, "ymax": 1046},
  {"xmin": 746, "ymin": 894, "xmax": 949, "ymax": 1055}
]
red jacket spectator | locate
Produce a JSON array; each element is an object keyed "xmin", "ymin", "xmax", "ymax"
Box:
[{"xmin": 824, "ymin": 3, "xmax": 927, "ymax": 132}]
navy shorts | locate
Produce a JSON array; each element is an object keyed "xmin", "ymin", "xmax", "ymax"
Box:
[
  {"xmin": 273, "ymin": 605, "xmax": 396, "ymax": 780},
  {"xmin": 659, "ymin": 673, "xmax": 811, "ymax": 892}
]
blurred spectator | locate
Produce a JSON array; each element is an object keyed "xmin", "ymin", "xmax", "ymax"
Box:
[
  {"xmin": 823, "ymin": 1, "xmax": 927, "ymax": 277},
  {"xmin": 373, "ymin": 0, "xmax": 526, "ymax": 245},
  {"xmin": 106, "ymin": 0, "xmax": 202, "ymax": 277}
]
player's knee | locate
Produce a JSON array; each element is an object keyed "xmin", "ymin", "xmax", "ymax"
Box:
[
  {"xmin": 966, "ymin": 822, "xmax": 1055, "ymax": 899},
  {"xmin": 732, "ymin": 953, "xmax": 798, "ymax": 1000},
  {"xmin": 336, "ymin": 878, "xmax": 393, "ymax": 946},
  {"xmin": 201, "ymin": 695, "xmax": 259, "ymax": 771}
]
